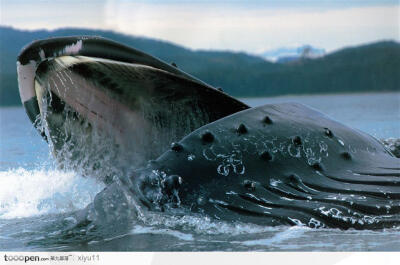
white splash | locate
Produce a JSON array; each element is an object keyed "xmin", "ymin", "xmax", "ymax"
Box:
[
  {"xmin": 242, "ymin": 226, "xmax": 308, "ymax": 246},
  {"xmin": 130, "ymin": 225, "xmax": 194, "ymax": 241},
  {"xmin": 142, "ymin": 213, "xmax": 276, "ymax": 236},
  {"xmin": 0, "ymin": 168, "xmax": 104, "ymax": 219}
]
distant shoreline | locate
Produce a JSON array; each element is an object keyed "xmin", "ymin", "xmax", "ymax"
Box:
[
  {"xmin": 238, "ymin": 90, "xmax": 400, "ymax": 100},
  {"xmin": 1, "ymin": 90, "xmax": 399, "ymax": 108}
]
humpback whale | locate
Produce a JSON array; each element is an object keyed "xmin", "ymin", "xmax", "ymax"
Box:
[{"xmin": 17, "ymin": 37, "xmax": 400, "ymax": 229}]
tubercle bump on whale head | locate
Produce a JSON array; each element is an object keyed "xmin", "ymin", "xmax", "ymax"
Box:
[{"xmin": 130, "ymin": 167, "xmax": 183, "ymax": 211}]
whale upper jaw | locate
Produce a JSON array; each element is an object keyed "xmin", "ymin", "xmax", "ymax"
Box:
[{"xmin": 124, "ymin": 103, "xmax": 400, "ymax": 230}]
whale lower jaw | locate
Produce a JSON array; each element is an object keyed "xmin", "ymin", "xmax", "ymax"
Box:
[{"xmin": 17, "ymin": 37, "xmax": 248, "ymax": 180}]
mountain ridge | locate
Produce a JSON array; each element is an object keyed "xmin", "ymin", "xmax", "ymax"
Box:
[{"xmin": 0, "ymin": 26, "xmax": 399, "ymax": 106}]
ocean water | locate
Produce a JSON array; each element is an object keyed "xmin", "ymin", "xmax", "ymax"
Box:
[{"xmin": 0, "ymin": 92, "xmax": 399, "ymax": 251}]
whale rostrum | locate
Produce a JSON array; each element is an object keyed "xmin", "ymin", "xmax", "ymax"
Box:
[{"xmin": 93, "ymin": 103, "xmax": 397, "ymax": 230}]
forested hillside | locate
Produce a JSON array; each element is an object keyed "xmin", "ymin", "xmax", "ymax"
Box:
[{"xmin": 1, "ymin": 26, "xmax": 399, "ymax": 106}]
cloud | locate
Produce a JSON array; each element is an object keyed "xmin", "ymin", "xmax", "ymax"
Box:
[{"xmin": 103, "ymin": 2, "xmax": 399, "ymax": 52}]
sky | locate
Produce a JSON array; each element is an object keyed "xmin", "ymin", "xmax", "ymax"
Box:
[{"xmin": 0, "ymin": 0, "xmax": 399, "ymax": 53}]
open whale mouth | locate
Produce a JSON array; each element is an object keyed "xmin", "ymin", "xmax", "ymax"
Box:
[{"xmin": 17, "ymin": 36, "xmax": 249, "ymax": 179}]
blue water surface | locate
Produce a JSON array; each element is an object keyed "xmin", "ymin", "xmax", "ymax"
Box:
[{"xmin": 0, "ymin": 92, "xmax": 399, "ymax": 251}]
